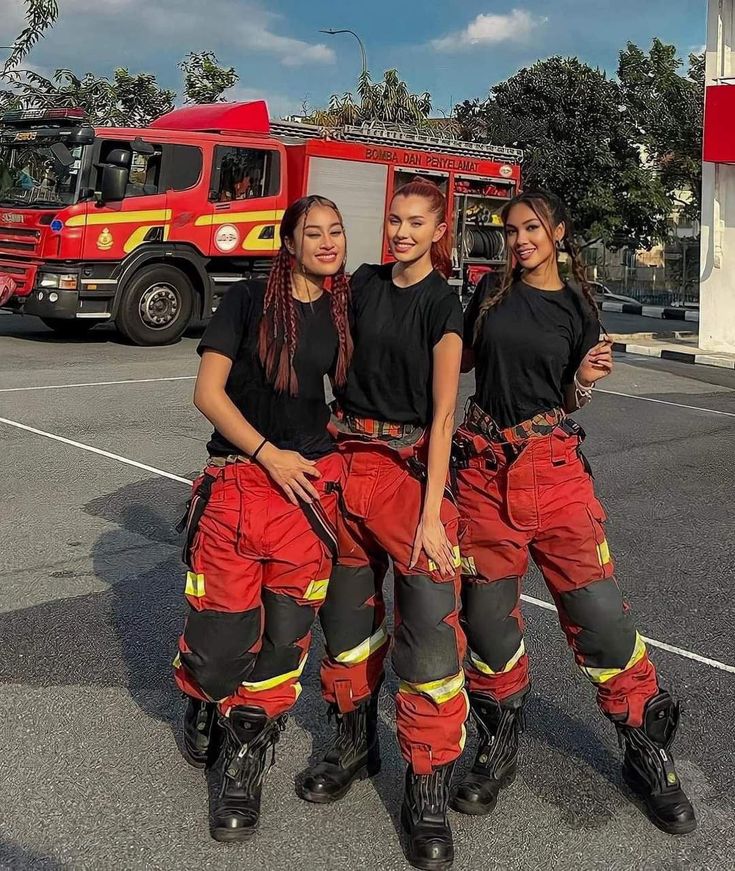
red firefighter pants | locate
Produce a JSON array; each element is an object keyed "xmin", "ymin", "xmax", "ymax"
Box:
[
  {"xmin": 456, "ymin": 424, "xmax": 659, "ymax": 728},
  {"xmin": 319, "ymin": 443, "xmax": 468, "ymax": 775},
  {"xmin": 174, "ymin": 453, "xmax": 343, "ymax": 718}
]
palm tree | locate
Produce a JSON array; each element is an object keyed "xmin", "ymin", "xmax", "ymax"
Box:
[
  {"xmin": 3, "ymin": 0, "xmax": 59, "ymax": 73},
  {"xmin": 308, "ymin": 69, "xmax": 432, "ymax": 127}
]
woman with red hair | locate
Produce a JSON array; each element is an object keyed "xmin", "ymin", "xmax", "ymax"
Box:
[
  {"xmin": 297, "ymin": 179, "xmax": 466, "ymax": 871},
  {"xmin": 173, "ymin": 195, "xmax": 352, "ymax": 842}
]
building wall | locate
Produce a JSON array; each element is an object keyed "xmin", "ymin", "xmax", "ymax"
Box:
[{"xmin": 701, "ymin": 0, "xmax": 735, "ymax": 353}]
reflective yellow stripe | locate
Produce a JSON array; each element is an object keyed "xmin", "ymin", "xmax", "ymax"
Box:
[
  {"xmin": 399, "ymin": 670, "xmax": 465, "ymax": 705},
  {"xmin": 458, "ymin": 690, "xmax": 470, "ymax": 751},
  {"xmin": 460, "ymin": 555, "xmax": 477, "ymax": 576},
  {"xmin": 65, "ymin": 209, "xmax": 173, "ymax": 228},
  {"xmin": 596, "ymin": 539, "xmax": 612, "ymax": 566},
  {"xmin": 304, "ymin": 578, "xmax": 330, "ymax": 602},
  {"xmin": 172, "ymin": 652, "xmax": 181, "ymax": 669},
  {"xmin": 242, "ymin": 223, "xmax": 281, "ymax": 251},
  {"xmin": 428, "ymin": 545, "xmax": 462, "ymax": 573},
  {"xmin": 240, "ymin": 654, "xmax": 307, "ymax": 692},
  {"xmin": 469, "ymin": 640, "xmax": 526, "ymax": 676},
  {"xmin": 185, "ymin": 571, "xmax": 206, "ymax": 598},
  {"xmin": 194, "ymin": 209, "xmax": 286, "ymax": 227},
  {"xmin": 582, "ymin": 632, "xmax": 647, "ymax": 684},
  {"xmin": 335, "ymin": 622, "xmax": 389, "ymax": 665},
  {"xmin": 123, "ymin": 223, "xmax": 170, "ymax": 254}
]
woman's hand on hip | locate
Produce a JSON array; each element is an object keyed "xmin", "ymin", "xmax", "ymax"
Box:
[
  {"xmin": 410, "ymin": 512, "xmax": 456, "ymax": 578},
  {"xmin": 257, "ymin": 444, "xmax": 321, "ymax": 505},
  {"xmin": 578, "ymin": 338, "xmax": 613, "ymax": 386}
]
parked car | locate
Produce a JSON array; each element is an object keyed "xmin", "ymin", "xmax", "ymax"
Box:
[{"xmin": 589, "ymin": 281, "xmax": 639, "ymax": 306}]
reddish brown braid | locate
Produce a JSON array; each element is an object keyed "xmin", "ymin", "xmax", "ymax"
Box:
[
  {"xmin": 258, "ymin": 195, "xmax": 352, "ymax": 395},
  {"xmin": 473, "ymin": 189, "xmax": 598, "ymax": 344}
]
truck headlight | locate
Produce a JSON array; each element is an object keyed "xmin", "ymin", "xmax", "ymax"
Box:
[{"xmin": 39, "ymin": 273, "xmax": 78, "ymax": 290}]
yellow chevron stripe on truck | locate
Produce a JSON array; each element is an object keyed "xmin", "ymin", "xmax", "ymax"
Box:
[
  {"xmin": 65, "ymin": 210, "xmax": 173, "ymax": 228},
  {"xmin": 194, "ymin": 210, "xmax": 285, "ymax": 227}
]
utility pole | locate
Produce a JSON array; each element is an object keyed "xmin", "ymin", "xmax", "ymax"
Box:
[{"xmin": 319, "ymin": 29, "xmax": 368, "ymax": 79}]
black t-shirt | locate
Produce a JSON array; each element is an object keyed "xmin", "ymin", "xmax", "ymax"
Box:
[
  {"xmin": 464, "ymin": 276, "xmax": 601, "ymax": 429},
  {"xmin": 197, "ymin": 280, "xmax": 338, "ymax": 459},
  {"xmin": 337, "ymin": 263, "xmax": 463, "ymax": 426}
]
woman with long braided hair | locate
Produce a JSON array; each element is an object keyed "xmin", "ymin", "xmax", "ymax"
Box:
[
  {"xmin": 173, "ymin": 195, "xmax": 352, "ymax": 841},
  {"xmin": 452, "ymin": 189, "xmax": 695, "ymax": 834}
]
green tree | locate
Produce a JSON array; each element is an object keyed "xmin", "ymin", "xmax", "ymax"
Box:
[
  {"xmin": 617, "ymin": 39, "xmax": 704, "ymax": 223},
  {"xmin": 455, "ymin": 56, "xmax": 670, "ymax": 247},
  {"xmin": 310, "ymin": 69, "xmax": 432, "ymax": 126},
  {"xmin": 2, "ymin": 0, "xmax": 59, "ymax": 73},
  {"xmin": 3, "ymin": 66, "xmax": 175, "ymax": 126},
  {"xmin": 180, "ymin": 51, "xmax": 239, "ymax": 104}
]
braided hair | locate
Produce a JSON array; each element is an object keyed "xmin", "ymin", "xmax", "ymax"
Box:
[
  {"xmin": 473, "ymin": 189, "xmax": 599, "ymax": 343},
  {"xmin": 258, "ymin": 195, "xmax": 352, "ymax": 396}
]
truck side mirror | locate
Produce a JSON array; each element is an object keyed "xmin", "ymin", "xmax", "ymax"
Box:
[{"xmin": 99, "ymin": 164, "xmax": 128, "ymax": 203}]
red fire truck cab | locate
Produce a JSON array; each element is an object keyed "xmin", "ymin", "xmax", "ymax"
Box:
[{"xmin": 0, "ymin": 101, "xmax": 521, "ymax": 345}]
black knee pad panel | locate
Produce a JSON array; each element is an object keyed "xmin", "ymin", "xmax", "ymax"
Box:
[
  {"xmin": 248, "ymin": 590, "xmax": 316, "ymax": 682},
  {"xmin": 392, "ymin": 573, "xmax": 460, "ymax": 684},
  {"xmin": 461, "ymin": 576, "xmax": 523, "ymax": 673},
  {"xmin": 181, "ymin": 606, "xmax": 260, "ymax": 700},
  {"xmin": 320, "ymin": 564, "xmax": 379, "ymax": 657},
  {"xmin": 559, "ymin": 579, "xmax": 637, "ymax": 669}
]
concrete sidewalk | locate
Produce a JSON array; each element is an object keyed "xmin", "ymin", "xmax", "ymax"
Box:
[
  {"xmin": 609, "ymin": 330, "xmax": 735, "ymax": 369},
  {"xmin": 601, "ymin": 300, "xmax": 700, "ymax": 322}
]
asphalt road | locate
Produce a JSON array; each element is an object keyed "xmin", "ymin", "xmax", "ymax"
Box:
[{"xmin": 0, "ymin": 313, "xmax": 733, "ymax": 871}]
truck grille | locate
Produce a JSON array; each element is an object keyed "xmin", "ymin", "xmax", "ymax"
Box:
[
  {"xmin": 0, "ymin": 260, "xmax": 38, "ymax": 298},
  {"xmin": 0, "ymin": 226, "xmax": 41, "ymax": 257}
]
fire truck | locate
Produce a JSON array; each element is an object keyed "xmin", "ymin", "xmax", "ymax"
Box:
[{"xmin": 0, "ymin": 101, "xmax": 522, "ymax": 345}]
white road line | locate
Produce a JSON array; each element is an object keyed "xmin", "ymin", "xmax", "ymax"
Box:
[
  {"xmin": 1, "ymin": 414, "xmax": 734, "ymax": 678},
  {"xmin": 0, "ymin": 376, "xmax": 196, "ymax": 394},
  {"xmin": 0, "ymin": 416, "xmax": 191, "ymax": 485},
  {"xmin": 597, "ymin": 388, "xmax": 735, "ymax": 419},
  {"xmin": 521, "ymin": 594, "xmax": 735, "ymax": 676}
]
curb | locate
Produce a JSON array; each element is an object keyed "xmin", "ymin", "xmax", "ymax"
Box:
[
  {"xmin": 601, "ymin": 301, "xmax": 699, "ymax": 322},
  {"xmin": 611, "ymin": 340, "xmax": 735, "ymax": 369}
]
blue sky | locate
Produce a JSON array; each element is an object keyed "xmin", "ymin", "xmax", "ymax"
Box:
[{"xmin": 1, "ymin": 0, "xmax": 707, "ymax": 118}]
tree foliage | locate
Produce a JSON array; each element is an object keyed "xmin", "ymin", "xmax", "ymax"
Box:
[
  {"xmin": 455, "ymin": 56, "xmax": 671, "ymax": 247},
  {"xmin": 617, "ymin": 39, "xmax": 704, "ymax": 222},
  {"xmin": 309, "ymin": 69, "xmax": 432, "ymax": 126},
  {"xmin": 1, "ymin": 67, "xmax": 175, "ymax": 126},
  {"xmin": 2, "ymin": 0, "xmax": 59, "ymax": 73},
  {"xmin": 180, "ymin": 51, "xmax": 239, "ymax": 104}
]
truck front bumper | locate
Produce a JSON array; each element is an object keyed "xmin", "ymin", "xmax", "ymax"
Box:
[{"xmin": 20, "ymin": 288, "xmax": 112, "ymax": 320}]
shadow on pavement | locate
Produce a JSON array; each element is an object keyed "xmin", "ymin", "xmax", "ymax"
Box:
[{"xmin": 0, "ymin": 840, "xmax": 66, "ymax": 871}]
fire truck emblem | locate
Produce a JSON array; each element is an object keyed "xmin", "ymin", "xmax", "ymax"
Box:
[
  {"xmin": 215, "ymin": 224, "xmax": 240, "ymax": 253},
  {"xmin": 499, "ymin": 164, "xmax": 513, "ymax": 178},
  {"xmin": 96, "ymin": 228, "xmax": 114, "ymax": 251}
]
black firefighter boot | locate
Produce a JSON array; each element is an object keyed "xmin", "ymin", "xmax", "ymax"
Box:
[
  {"xmin": 296, "ymin": 687, "xmax": 381, "ymax": 803},
  {"xmin": 209, "ymin": 706, "xmax": 285, "ymax": 842},
  {"xmin": 451, "ymin": 692, "xmax": 524, "ymax": 816},
  {"xmin": 401, "ymin": 762, "xmax": 455, "ymax": 871},
  {"xmin": 181, "ymin": 697, "xmax": 217, "ymax": 769},
  {"xmin": 616, "ymin": 690, "xmax": 696, "ymax": 835}
]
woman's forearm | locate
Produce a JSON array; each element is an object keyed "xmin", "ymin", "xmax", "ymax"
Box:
[
  {"xmin": 194, "ymin": 386, "xmax": 266, "ymax": 457},
  {"xmin": 422, "ymin": 409, "xmax": 455, "ymax": 518}
]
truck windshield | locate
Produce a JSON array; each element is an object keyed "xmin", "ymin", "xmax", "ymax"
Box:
[{"xmin": 0, "ymin": 142, "xmax": 85, "ymax": 208}]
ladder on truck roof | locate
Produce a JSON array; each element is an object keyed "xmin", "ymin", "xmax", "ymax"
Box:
[{"xmin": 270, "ymin": 120, "xmax": 523, "ymax": 165}]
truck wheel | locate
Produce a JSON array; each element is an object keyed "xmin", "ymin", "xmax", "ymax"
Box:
[
  {"xmin": 40, "ymin": 317, "xmax": 96, "ymax": 337},
  {"xmin": 116, "ymin": 264, "xmax": 195, "ymax": 346}
]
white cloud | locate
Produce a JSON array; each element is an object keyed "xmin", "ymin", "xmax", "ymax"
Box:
[
  {"xmin": 1, "ymin": 0, "xmax": 335, "ymax": 69},
  {"xmin": 432, "ymin": 9, "xmax": 546, "ymax": 52}
]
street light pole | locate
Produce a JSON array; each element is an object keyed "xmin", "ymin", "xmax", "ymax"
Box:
[{"xmin": 319, "ymin": 29, "xmax": 368, "ymax": 79}]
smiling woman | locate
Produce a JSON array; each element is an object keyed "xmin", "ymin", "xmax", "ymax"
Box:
[{"xmin": 172, "ymin": 193, "xmax": 353, "ymax": 843}]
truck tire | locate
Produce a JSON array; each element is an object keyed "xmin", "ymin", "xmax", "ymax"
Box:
[
  {"xmin": 40, "ymin": 317, "xmax": 96, "ymax": 337},
  {"xmin": 116, "ymin": 264, "xmax": 195, "ymax": 346}
]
